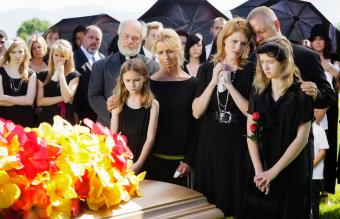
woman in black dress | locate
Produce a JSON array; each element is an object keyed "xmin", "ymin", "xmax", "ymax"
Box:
[
  {"xmin": 0, "ymin": 38, "xmax": 36, "ymax": 127},
  {"xmin": 148, "ymin": 28, "xmax": 197, "ymax": 187},
  {"xmin": 182, "ymin": 33, "xmax": 206, "ymax": 77},
  {"xmin": 36, "ymin": 39, "xmax": 80, "ymax": 125},
  {"xmin": 242, "ymin": 37, "xmax": 313, "ymax": 218},
  {"xmin": 192, "ymin": 18, "xmax": 253, "ymax": 217},
  {"xmin": 309, "ymin": 24, "xmax": 339, "ymax": 198}
]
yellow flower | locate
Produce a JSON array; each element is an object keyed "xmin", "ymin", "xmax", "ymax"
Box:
[
  {"xmin": 0, "ymin": 170, "xmax": 21, "ymax": 209},
  {"xmin": 49, "ymin": 198, "xmax": 72, "ymax": 219},
  {"xmin": 0, "ymin": 146, "xmax": 23, "ymax": 170},
  {"xmin": 102, "ymin": 183, "xmax": 122, "ymax": 207},
  {"xmin": 45, "ymin": 172, "xmax": 77, "ymax": 206}
]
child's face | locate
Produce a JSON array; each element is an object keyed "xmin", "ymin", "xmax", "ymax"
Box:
[
  {"xmin": 314, "ymin": 109, "xmax": 324, "ymax": 124},
  {"xmin": 259, "ymin": 53, "xmax": 282, "ymax": 79},
  {"xmin": 123, "ymin": 70, "xmax": 145, "ymax": 94}
]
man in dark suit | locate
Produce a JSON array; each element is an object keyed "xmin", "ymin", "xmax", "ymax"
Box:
[
  {"xmin": 88, "ymin": 20, "xmax": 160, "ymax": 127},
  {"xmin": 74, "ymin": 25, "xmax": 105, "ymax": 123},
  {"xmin": 247, "ymin": 6, "xmax": 334, "ymax": 108},
  {"xmin": 205, "ymin": 17, "xmax": 227, "ymax": 61}
]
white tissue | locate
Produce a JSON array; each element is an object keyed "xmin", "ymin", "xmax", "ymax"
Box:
[
  {"xmin": 51, "ymin": 73, "xmax": 59, "ymax": 82},
  {"xmin": 173, "ymin": 170, "xmax": 181, "ymax": 178},
  {"xmin": 217, "ymin": 75, "xmax": 226, "ymax": 93}
]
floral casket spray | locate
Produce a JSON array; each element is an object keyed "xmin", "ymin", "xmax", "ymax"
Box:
[{"xmin": 0, "ymin": 116, "xmax": 145, "ymax": 218}]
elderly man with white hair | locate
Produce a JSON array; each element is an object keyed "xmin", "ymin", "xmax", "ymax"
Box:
[{"xmin": 88, "ymin": 20, "xmax": 160, "ymax": 127}]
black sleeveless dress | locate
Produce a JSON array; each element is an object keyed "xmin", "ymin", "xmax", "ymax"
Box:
[
  {"xmin": 37, "ymin": 71, "xmax": 80, "ymax": 125},
  {"xmin": 118, "ymin": 104, "xmax": 151, "ymax": 163},
  {"xmin": 0, "ymin": 67, "xmax": 35, "ymax": 127}
]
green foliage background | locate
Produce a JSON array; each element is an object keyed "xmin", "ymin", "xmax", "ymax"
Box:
[{"xmin": 16, "ymin": 18, "xmax": 50, "ymax": 41}]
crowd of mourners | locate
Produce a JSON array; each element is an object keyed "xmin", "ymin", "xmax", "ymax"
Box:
[{"xmin": 0, "ymin": 5, "xmax": 339, "ymax": 219}]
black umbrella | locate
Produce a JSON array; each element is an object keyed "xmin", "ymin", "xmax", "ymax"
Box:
[
  {"xmin": 139, "ymin": 0, "xmax": 228, "ymax": 44},
  {"xmin": 231, "ymin": 0, "xmax": 339, "ymax": 43},
  {"xmin": 48, "ymin": 14, "xmax": 120, "ymax": 55}
]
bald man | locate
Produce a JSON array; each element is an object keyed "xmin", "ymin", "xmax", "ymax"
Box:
[
  {"xmin": 247, "ymin": 6, "xmax": 334, "ymax": 108},
  {"xmin": 206, "ymin": 17, "xmax": 227, "ymax": 60}
]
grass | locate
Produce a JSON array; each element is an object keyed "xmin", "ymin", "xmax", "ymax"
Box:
[{"xmin": 320, "ymin": 185, "xmax": 340, "ymax": 218}]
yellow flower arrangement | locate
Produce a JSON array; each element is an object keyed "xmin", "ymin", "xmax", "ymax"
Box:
[{"xmin": 0, "ymin": 116, "xmax": 145, "ymax": 218}]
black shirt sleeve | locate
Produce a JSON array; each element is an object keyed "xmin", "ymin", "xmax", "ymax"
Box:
[{"xmin": 195, "ymin": 62, "xmax": 213, "ymax": 98}]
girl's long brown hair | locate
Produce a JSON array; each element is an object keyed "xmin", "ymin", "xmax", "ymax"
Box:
[
  {"xmin": 1, "ymin": 37, "xmax": 30, "ymax": 81},
  {"xmin": 113, "ymin": 58, "xmax": 154, "ymax": 111}
]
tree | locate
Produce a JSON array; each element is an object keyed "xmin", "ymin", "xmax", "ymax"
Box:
[{"xmin": 17, "ymin": 18, "xmax": 50, "ymax": 41}]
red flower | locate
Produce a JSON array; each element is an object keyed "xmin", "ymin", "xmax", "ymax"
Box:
[
  {"xmin": 13, "ymin": 185, "xmax": 50, "ymax": 216},
  {"xmin": 75, "ymin": 170, "xmax": 90, "ymax": 199},
  {"xmin": 250, "ymin": 124, "xmax": 257, "ymax": 133},
  {"xmin": 71, "ymin": 199, "xmax": 80, "ymax": 217},
  {"xmin": 252, "ymin": 112, "xmax": 260, "ymax": 121},
  {"xmin": 83, "ymin": 118, "xmax": 111, "ymax": 135},
  {"xmin": 17, "ymin": 132, "xmax": 50, "ymax": 179},
  {"xmin": 111, "ymin": 133, "xmax": 133, "ymax": 172}
]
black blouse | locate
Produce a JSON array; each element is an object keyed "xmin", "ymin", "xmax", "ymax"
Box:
[
  {"xmin": 150, "ymin": 77, "xmax": 197, "ymax": 165},
  {"xmin": 195, "ymin": 61, "xmax": 255, "ymax": 133},
  {"xmin": 37, "ymin": 71, "xmax": 80, "ymax": 124}
]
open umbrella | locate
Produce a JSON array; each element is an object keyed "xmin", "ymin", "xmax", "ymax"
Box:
[
  {"xmin": 48, "ymin": 14, "xmax": 120, "ymax": 55},
  {"xmin": 231, "ymin": 0, "xmax": 339, "ymax": 44},
  {"xmin": 139, "ymin": 0, "xmax": 228, "ymax": 44}
]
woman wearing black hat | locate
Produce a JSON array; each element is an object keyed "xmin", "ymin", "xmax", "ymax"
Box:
[{"xmin": 309, "ymin": 23, "xmax": 339, "ymax": 204}]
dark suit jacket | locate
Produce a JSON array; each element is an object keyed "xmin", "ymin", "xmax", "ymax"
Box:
[
  {"xmin": 88, "ymin": 53, "xmax": 160, "ymax": 127},
  {"xmin": 291, "ymin": 44, "xmax": 335, "ymax": 108},
  {"xmin": 249, "ymin": 43, "xmax": 335, "ymax": 108},
  {"xmin": 73, "ymin": 49, "xmax": 105, "ymax": 121}
]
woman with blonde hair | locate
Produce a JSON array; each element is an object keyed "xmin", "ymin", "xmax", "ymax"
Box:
[
  {"xmin": 242, "ymin": 37, "xmax": 313, "ymax": 218},
  {"xmin": 0, "ymin": 37, "xmax": 36, "ymax": 127},
  {"xmin": 36, "ymin": 39, "xmax": 80, "ymax": 125},
  {"xmin": 192, "ymin": 17, "xmax": 253, "ymax": 217},
  {"xmin": 27, "ymin": 34, "xmax": 48, "ymax": 73},
  {"xmin": 147, "ymin": 28, "xmax": 198, "ymax": 186}
]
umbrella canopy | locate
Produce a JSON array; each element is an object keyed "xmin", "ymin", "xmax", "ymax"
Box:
[
  {"xmin": 48, "ymin": 14, "xmax": 119, "ymax": 55},
  {"xmin": 231, "ymin": 0, "xmax": 339, "ymax": 44},
  {"xmin": 139, "ymin": 0, "xmax": 228, "ymax": 44}
]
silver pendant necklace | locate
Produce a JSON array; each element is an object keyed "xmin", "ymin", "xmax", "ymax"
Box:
[
  {"xmin": 216, "ymin": 71, "xmax": 236, "ymax": 124},
  {"xmin": 10, "ymin": 77, "xmax": 23, "ymax": 93}
]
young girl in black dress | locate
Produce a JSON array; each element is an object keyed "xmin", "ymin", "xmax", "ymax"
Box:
[
  {"xmin": 242, "ymin": 37, "xmax": 313, "ymax": 218},
  {"xmin": 36, "ymin": 39, "xmax": 80, "ymax": 125},
  {"xmin": 110, "ymin": 58, "xmax": 159, "ymax": 174},
  {"xmin": 0, "ymin": 38, "xmax": 36, "ymax": 127}
]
